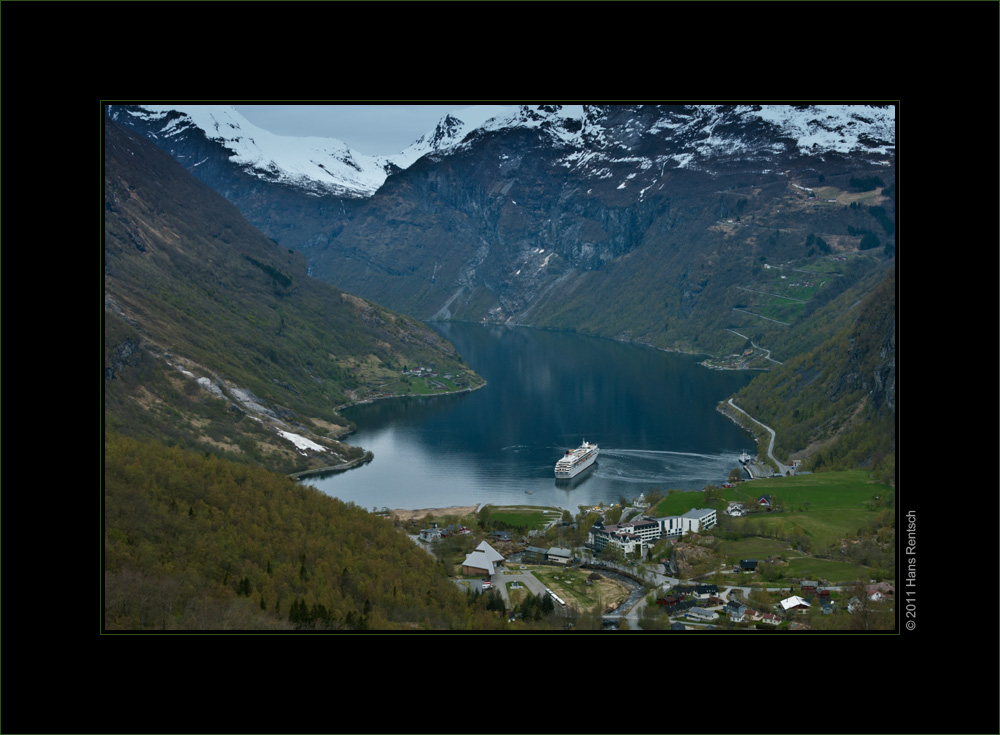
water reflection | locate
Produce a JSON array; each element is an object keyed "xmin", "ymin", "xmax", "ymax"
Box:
[{"xmin": 303, "ymin": 323, "xmax": 754, "ymax": 512}]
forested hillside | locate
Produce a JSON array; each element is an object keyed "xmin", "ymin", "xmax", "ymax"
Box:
[
  {"xmin": 728, "ymin": 267, "xmax": 895, "ymax": 483},
  {"xmin": 104, "ymin": 433, "xmax": 509, "ymax": 630}
]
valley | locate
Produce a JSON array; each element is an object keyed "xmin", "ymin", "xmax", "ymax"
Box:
[{"xmin": 103, "ymin": 104, "xmax": 896, "ymax": 633}]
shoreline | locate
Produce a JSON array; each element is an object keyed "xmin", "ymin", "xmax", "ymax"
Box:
[
  {"xmin": 387, "ymin": 505, "xmax": 482, "ymax": 523},
  {"xmin": 289, "ymin": 451, "xmax": 374, "ymax": 480},
  {"xmin": 291, "ymin": 380, "xmax": 486, "ymax": 480},
  {"xmin": 336, "ymin": 378, "xmax": 486, "ymax": 414}
]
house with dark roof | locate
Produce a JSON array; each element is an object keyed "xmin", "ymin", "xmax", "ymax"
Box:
[
  {"xmin": 694, "ymin": 584, "xmax": 719, "ymax": 599},
  {"xmin": 547, "ymin": 547, "xmax": 572, "ymax": 565},
  {"xmin": 657, "ymin": 593, "xmax": 686, "ymax": 607},
  {"xmin": 740, "ymin": 559, "xmax": 758, "ymax": 572},
  {"xmin": 523, "ymin": 546, "xmax": 548, "ymax": 563}
]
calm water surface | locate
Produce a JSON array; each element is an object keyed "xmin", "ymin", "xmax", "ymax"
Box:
[{"xmin": 303, "ymin": 322, "xmax": 755, "ymax": 512}]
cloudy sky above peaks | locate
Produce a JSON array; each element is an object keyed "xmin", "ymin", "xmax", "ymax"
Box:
[{"xmin": 236, "ymin": 104, "xmax": 516, "ymax": 156}]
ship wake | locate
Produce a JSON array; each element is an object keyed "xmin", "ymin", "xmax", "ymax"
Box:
[{"xmin": 594, "ymin": 448, "xmax": 740, "ymax": 486}]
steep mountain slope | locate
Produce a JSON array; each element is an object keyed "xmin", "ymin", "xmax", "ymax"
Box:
[
  {"xmin": 105, "ymin": 104, "xmax": 514, "ymax": 263},
  {"xmin": 304, "ymin": 104, "xmax": 895, "ymax": 356},
  {"xmin": 104, "ymin": 118, "xmax": 480, "ymax": 475},
  {"xmin": 726, "ymin": 266, "xmax": 896, "ymax": 481}
]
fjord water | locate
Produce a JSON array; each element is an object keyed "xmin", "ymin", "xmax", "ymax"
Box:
[{"xmin": 304, "ymin": 322, "xmax": 755, "ymax": 513}]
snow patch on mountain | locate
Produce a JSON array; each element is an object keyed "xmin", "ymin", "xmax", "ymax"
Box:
[
  {"xmin": 128, "ymin": 105, "xmax": 393, "ymax": 197},
  {"xmin": 396, "ymin": 104, "xmax": 518, "ymax": 164},
  {"xmin": 123, "ymin": 103, "xmax": 894, "ymax": 200}
]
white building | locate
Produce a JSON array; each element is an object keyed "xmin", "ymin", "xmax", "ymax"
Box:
[
  {"xmin": 652, "ymin": 508, "xmax": 717, "ymax": 538},
  {"xmin": 680, "ymin": 508, "xmax": 717, "ymax": 533},
  {"xmin": 616, "ymin": 518, "xmax": 661, "ymax": 543},
  {"xmin": 587, "ymin": 508, "xmax": 719, "ymax": 555},
  {"xmin": 588, "ymin": 524, "xmax": 646, "ymax": 557},
  {"xmin": 780, "ymin": 595, "xmax": 811, "ymax": 612}
]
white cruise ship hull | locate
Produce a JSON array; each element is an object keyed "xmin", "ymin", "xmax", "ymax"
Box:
[{"xmin": 555, "ymin": 441, "xmax": 599, "ymax": 479}]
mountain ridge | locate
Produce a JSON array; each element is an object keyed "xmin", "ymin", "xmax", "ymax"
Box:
[
  {"xmin": 103, "ymin": 117, "xmax": 482, "ymax": 475},
  {"xmin": 111, "ymin": 104, "xmax": 895, "ymax": 199}
]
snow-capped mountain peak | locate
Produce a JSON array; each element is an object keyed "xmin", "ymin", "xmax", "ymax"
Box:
[
  {"xmin": 111, "ymin": 103, "xmax": 894, "ymax": 202},
  {"xmin": 115, "ymin": 104, "xmax": 394, "ymax": 197}
]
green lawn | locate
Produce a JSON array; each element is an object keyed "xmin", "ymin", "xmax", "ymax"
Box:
[
  {"xmin": 784, "ymin": 556, "xmax": 870, "ymax": 582},
  {"xmin": 724, "ymin": 471, "xmax": 887, "ymax": 550},
  {"xmin": 483, "ymin": 505, "xmax": 561, "ymax": 530},
  {"xmin": 719, "ymin": 537, "xmax": 790, "ymax": 563},
  {"xmin": 728, "ymin": 470, "xmax": 885, "ymax": 509}
]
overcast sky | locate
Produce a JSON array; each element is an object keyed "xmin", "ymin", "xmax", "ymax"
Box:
[{"xmin": 236, "ymin": 104, "xmax": 516, "ymax": 156}]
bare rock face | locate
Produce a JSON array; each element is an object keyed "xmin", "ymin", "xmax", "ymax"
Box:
[
  {"xmin": 105, "ymin": 337, "xmax": 144, "ymax": 381},
  {"xmin": 671, "ymin": 538, "xmax": 719, "ymax": 579},
  {"xmin": 830, "ymin": 269, "xmax": 896, "ymax": 416}
]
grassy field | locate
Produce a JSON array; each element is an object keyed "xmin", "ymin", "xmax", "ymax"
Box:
[
  {"xmin": 723, "ymin": 471, "xmax": 886, "ymax": 550},
  {"xmin": 482, "ymin": 505, "xmax": 562, "ymax": 530},
  {"xmin": 783, "ymin": 556, "xmax": 870, "ymax": 582},
  {"xmin": 725, "ymin": 470, "xmax": 886, "ymax": 510},
  {"xmin": 719, "ymin": 537, "xmax": 791, "ymax": 563},
  {"xmin": 646, "ymin": 471, "xmax": 889, "ymax": 583}
]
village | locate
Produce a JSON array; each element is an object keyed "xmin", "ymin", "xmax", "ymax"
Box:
[{"xmin": 404, "ymin": 483, "xmax": 895, "ymax": 631}]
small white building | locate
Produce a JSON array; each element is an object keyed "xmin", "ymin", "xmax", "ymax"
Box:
[{"xmin": 780, "ymin": 595, "xmax": 811, "ymax": 612}]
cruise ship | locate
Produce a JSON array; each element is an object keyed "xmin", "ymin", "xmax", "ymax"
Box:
[{"xmin": 555, "ymin": 440, "xmax": 599, "ymax": 479}]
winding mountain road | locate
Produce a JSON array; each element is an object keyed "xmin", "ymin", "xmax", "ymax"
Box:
[{"xmin": 727, "ymin": 399, "xmax": 792, "ymax": 476}]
